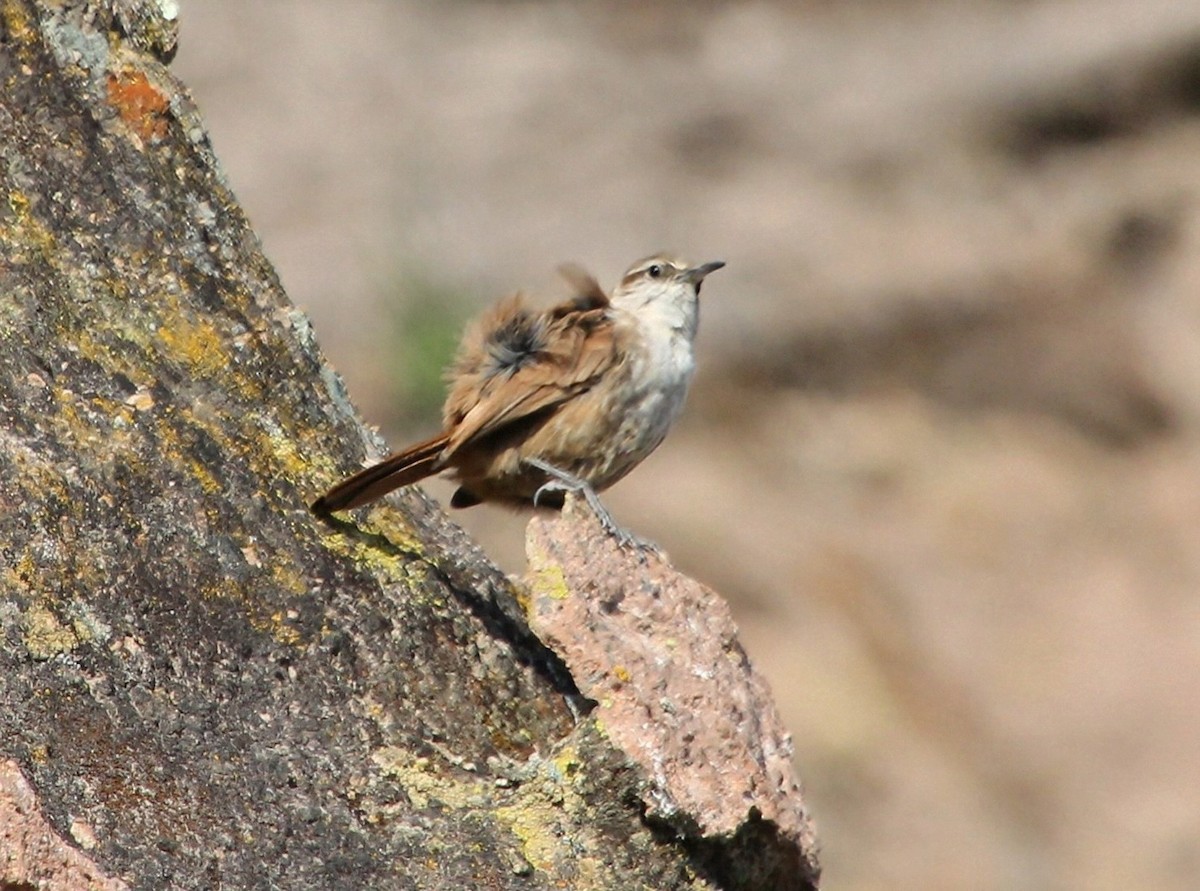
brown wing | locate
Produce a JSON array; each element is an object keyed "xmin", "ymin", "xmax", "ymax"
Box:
[{"xmin": 441, "ymin": 294, "xmax": 618, "ymax": 457}]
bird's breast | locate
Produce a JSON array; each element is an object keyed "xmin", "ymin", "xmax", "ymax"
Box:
[
  {"xmin": 599, "ymin": 320, "xmax": 695, "ymax": 474},
  {"xmin": 466, "ymin": 312, "xmax": 697, "ymax": 496}
]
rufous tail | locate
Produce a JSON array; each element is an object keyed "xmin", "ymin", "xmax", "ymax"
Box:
[{"xmin": 312, "ymin": 432, "xmax": 450, "ymax": 514}]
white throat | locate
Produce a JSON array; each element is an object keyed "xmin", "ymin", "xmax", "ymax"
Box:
[{"xmin": 610, "ymin": 290, "xmax": 698, "ymax": 461}]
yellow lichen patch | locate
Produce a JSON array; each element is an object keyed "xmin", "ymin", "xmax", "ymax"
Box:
[
  {"xmin": 270, "ymin": 561, "xmax": 308, "ymax": 598},
  {"xmin": 4, "ymin": 189, "xmax": 57, "ymax": 262},
  {"xmin": 363, "ymin": 509, "xmax": 423, "ymax": 556},
  {"xmin": 368, "ymin": 742, "xmax": 616, "ymax": 882},
  {"xmin": 1, "ymin": 0, "xmax": 34, "ymax": 44},
  {"xmin": 4, "ymin": 550, "xmax": 39, "ymax": 595},
  {"xmin": 199, "ymin": 579, "xmax": 240, "ymax": 603},
  {"xmin": 268, "ymin": 611, "xmax": 302, "ymax": 647},
  {"xmin": 156, "ymin": 315, "xmax": 228, "ymax": 380},
  {"xmin": 145, "ymin": 413, "xmax": 223, "ymax": 494},
  {"xmin": 509, "ymin": 586, "xmax": 532, "ymax": 615},
  {"xmin": 241, "ymin": 410, "xmax": 326, "ymax": 493},
  {"xmin": 551, "ymin": 744, "xmax": 582, "ymax": 780},
  {"xmin": 493, "ymin": 748, "xmax": 609, "ymax": 880},
  {"xmin": 318, "ymin": 527, "xmax": 426, "ymax": 589},
  {"xmin": 257, "ymin": 421, "xmax": 310, "ymax": 482},
  {"xmin": 189, "ymin": 456, "xmax": 222, "ymax": 495},
  {"xmin": 230, "ymin": 601, "xmax": 306, "ymax": 650},
  {"xmin": 70, "ymin": 328, "xmax": 155, "ymax": 393},
  {"xmin": 525, "ymin": 561, "xmax": 571, "ymax": 604},
  {"xmin": 372, "ymin": 746, "xmax": 491, "ymax": 812},
  {"xmin": 495, "ymin": 799, "xmax": 564, "ymax": 873},
  {"xmin": 23, "ymin": 604, "xmax": 80, "ymax": 659},
  {"xmin": 145, "ymin": 412, "xmax": 227, "ymax": 497}
]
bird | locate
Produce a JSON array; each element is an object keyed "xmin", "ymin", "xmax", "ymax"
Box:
[{"xmin": 312, "ymin": 253, "xmax": 724, "ymax": 544}]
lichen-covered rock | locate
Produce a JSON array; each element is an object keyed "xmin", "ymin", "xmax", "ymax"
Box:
[{"xmin": 0, "ymin": 1, "xmax": 818, "ymax": 887}]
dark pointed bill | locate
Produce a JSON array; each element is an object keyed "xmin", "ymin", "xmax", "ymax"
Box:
[{"xmin": 682, "ymin": 260, "xmax": 725, "ymax": 288}]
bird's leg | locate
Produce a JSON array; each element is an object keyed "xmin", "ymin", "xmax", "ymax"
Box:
[
  {"xmin": 526, "ymin": 457, "xmax": 616, "ymax": 528},
  {"xmin": 525, "ymin": 457, "xmax": 658, "ymax": 552}
]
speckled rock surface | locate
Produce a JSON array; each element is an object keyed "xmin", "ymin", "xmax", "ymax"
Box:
[
  {"xmin": 0, "ymin": 1, "xmax": 810, "ymax": 887},
  {"xmin": 527, "ymin": 501, "xmax": 820, "ymax": 890},
  {"xmin": 0, "ymin": 759, "xmax": 129, "ymax": 891}
]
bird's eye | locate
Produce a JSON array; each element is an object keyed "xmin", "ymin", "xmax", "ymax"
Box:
[{"xmin": 647, "ymin": 264, "xmax": 663, "ymax": 279}]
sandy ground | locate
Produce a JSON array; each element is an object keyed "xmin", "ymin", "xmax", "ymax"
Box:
[{"xmin": 176, "ymin": 2, "xmax": 1200, "ymax": 887}]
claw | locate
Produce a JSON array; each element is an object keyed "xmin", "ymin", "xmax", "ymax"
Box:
[
  {"xmin": 532, "ymin": 479, "xmax": 564, "ymax": 508},
  {"xmin": 524, "ymin": 457, "xmax": 659, "ymax": 553}
]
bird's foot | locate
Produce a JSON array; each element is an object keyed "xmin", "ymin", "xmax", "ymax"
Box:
[{"xmin": 526, "ymin": 458, "xmax": 660, "ymax": 555}]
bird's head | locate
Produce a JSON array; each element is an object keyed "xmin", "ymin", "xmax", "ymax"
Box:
[{"xmin": 610, "ymin": 254, "xmax": 725, "ymax": 330}]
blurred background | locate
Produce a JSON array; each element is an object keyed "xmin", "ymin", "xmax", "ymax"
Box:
[{"xmin": 176, "ymin": 2, "xmax": 1200, "ymax": 887}]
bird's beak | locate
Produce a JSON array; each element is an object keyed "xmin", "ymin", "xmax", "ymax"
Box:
[{"xmin": 681, "ymin": 260, "xmax": 725, "ymax": 286}]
